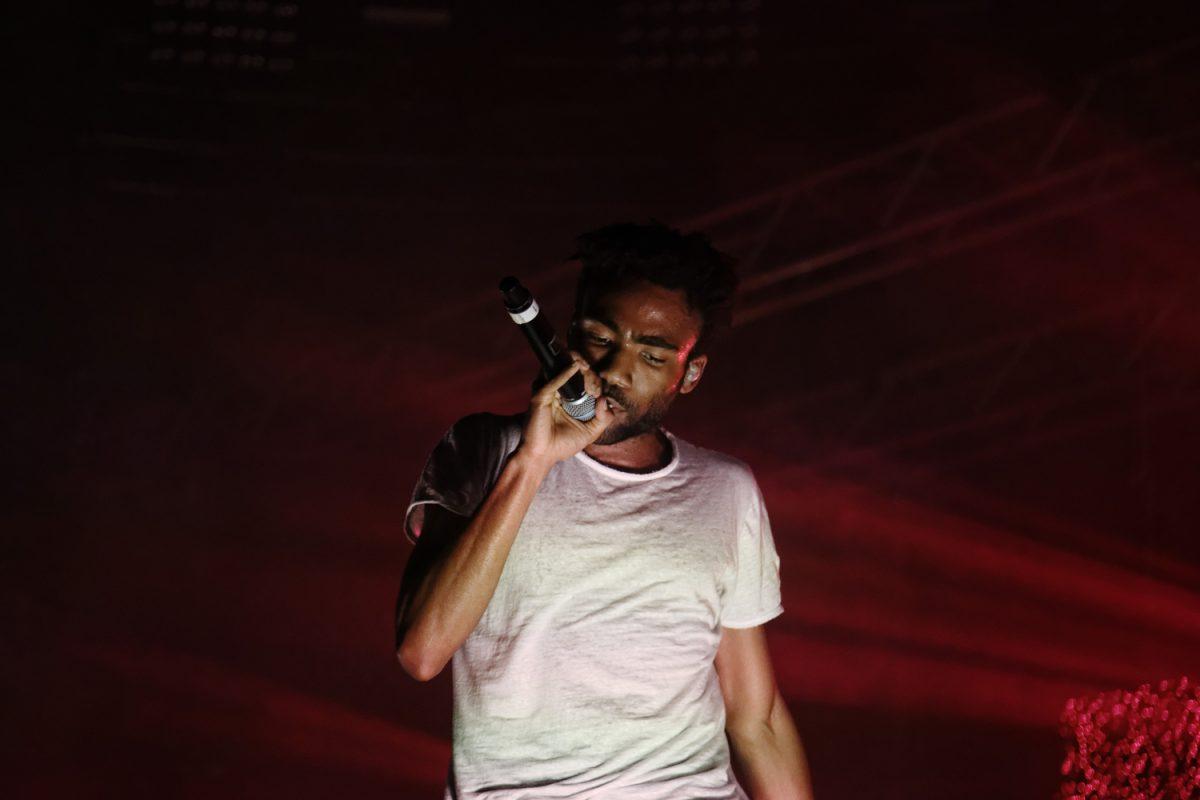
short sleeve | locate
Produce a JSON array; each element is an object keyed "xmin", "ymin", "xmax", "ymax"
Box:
[
  {"xmin": 403, "ymin": 413, "xmax": 512, "ymax": 545},
  {"xmin": 720, "ymin": 479, "xmax": 784, "ymax": 628}
]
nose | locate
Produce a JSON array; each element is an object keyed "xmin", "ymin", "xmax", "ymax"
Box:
[{"xmin": 598, "ymin": 345, "xmax": 636, "ymax": 391}]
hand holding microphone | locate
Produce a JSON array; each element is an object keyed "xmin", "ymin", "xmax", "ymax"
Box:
[{"xmin": 499, "ymin": 276, "xmax": 614, "ymax": 466}]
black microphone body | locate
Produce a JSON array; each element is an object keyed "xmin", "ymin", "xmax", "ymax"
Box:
[{"xmin": 499, "ymin": 276, "xmax": 596, "ymax": 421}]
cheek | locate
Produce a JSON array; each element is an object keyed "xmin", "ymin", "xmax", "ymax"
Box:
[
  {"xmin": 637, "ymin": 376, "xmax": 675, "ymax": 406},
  {"xmin": 651, "ymin": 364, "xmax": 682, "ymax": 387},
  {"xmin": 582, "ymin": 343, "xmax": 609, "ymax": 363}
]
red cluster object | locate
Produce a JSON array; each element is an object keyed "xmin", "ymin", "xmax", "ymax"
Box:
[{"xmin": 1059, "ymin": 676, "xmax": 1200, "ymax": 799}]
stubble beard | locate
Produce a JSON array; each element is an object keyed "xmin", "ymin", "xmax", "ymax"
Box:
[{"xmin": 593, "ymin": 392, "xmax": 673, "ymax": 445}]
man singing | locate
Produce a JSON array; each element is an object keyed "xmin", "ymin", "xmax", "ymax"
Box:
[{"xmin": 395, "ymin": 222, "xmax": 814, "ymax": 799}]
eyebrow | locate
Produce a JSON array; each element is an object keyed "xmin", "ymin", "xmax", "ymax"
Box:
[{"xmin": 582, "ymin": 314, "xmax": 681, "ymax": 352}]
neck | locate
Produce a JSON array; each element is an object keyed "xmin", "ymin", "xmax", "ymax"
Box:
[{"xmin": 583, "ymin": 428, "xmax": 672, "ymax": 473}]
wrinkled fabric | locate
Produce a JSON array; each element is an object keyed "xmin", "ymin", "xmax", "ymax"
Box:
[{"xmin": 404, "ymin": 413, "xmax": 784, "ymax": 799}]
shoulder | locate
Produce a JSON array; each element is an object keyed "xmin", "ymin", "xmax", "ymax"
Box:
[
  {"xmin": 671, "ymin": 432, "xmax": 761, "ymax": 497},
  {"xmin": 443, "ymin": 410, "xmax": 522, "ymax": 442},
  {"xmin": 439, "ymin": 411, "xmax": 524, "ymax": 462},
  {"xmin": 446, "ymin": 410, "xmax": 517, "ymax": 433}
]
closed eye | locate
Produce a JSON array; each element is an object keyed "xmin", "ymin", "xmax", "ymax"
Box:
[{"xmin": 587, "ymin": 333, "xmax": 665, "ymax": 365}]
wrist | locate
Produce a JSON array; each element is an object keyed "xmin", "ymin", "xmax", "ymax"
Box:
[{"xmin": 507, "ymin": 447, "xmax": 555, "ymax": 481}]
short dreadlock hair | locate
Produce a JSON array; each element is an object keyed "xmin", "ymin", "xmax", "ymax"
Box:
[{"xmin": 569, "ymin": 221, "xmax": 739, "ymax": 359}]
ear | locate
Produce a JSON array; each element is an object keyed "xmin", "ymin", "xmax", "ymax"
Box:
[{"xmin": 679, "ymin": 354, "xmax": 708, "ymax": 394}]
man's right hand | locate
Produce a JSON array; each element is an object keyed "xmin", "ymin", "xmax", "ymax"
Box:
[{"xmin": 519, "ymin": 351, "xmax": 615, "ymax": 469}]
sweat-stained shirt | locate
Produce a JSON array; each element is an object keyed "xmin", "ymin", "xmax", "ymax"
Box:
[{"xmin": 402, "ymin": 412, "xmax": 784, "ymax": 800}]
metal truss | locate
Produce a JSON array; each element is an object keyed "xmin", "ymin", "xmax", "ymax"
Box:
[
  {"xmin": 685, "ymin": 38, "xmax": 1200, "ymax": 473},
  {"xmin": 438, "ymin": 38, "xmax": 1200, "ymax": 487}
]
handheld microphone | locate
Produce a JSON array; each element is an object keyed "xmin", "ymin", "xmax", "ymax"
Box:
[{"xmin": 499, "ymin": 276, "xmax": 596, "ymax": 421}]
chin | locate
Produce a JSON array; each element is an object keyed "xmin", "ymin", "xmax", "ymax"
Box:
[
  {"xmin": 596, "ymin": 415, "xmax": 649, "ymax": 444},
  {"xmin": 594, "ymin": 426, "xmax": 633, "ymax": 446},
  {"xmin": 596, "ymin": 410, "xmax": 662, "ymax": 445}
]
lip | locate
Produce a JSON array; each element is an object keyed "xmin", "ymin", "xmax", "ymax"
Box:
[{"xmin": 604, "ymin": 398, "xmax": 625, "ymax": 412}]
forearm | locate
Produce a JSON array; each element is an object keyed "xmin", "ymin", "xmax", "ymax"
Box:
[
  {"xmin": 399, "ymin": 450, "xmax": 550, "ymax": 678},
  {"xmin": 728, "ymin": 692, "xmax": 814, "ymax": 800}
]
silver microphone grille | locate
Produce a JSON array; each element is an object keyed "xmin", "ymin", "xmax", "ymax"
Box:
[{"xmin": 562, "ymin": 392, "xmax": 596, "ymax": 422}]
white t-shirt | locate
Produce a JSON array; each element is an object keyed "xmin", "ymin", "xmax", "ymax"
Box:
[{"xmin": 403, "ymin": 412, "xmax": 784, "ymax": 799}]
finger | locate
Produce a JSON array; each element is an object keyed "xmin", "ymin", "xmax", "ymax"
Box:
[
  {"xmin": 535, "ymin": 359, "xmax": 584, "ymax": 401},
  {"xmin": 581, "ymin": 366, "xmax": 601, "ymax": 397},
  {"xmin": 588, "ymin": 395, "xmax": 616, "ymax": 429},
  {"xmin": 566, "ymin": 351, "xmax": 602, "ymax": 397}
]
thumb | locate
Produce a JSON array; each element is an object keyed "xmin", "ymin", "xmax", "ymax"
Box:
[{"xmin": 587, "ymin": 395, "xmax": 616, "ymax": 431}]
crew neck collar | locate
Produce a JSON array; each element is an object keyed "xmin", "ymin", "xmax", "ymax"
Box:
[{"xmin": 574, "ymin": 429, "xmax": 680, "ymax": 481}]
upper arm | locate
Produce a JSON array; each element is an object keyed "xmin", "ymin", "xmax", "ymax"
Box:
[
  {"xmin": 714, "ymin": 623, "xmax": 781, "ymax": 736},
  {"xmin": 394, "ymin": 503, "xmax": 472, "ymax": 653}
]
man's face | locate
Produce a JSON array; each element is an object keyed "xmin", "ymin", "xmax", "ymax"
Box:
[{"xmin": 570, "ymin": 278, "xmax": 707, "ymax": 446}]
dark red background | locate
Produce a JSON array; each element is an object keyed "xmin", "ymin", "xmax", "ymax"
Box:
[{"xmin": 8, "ymin": 3, "xmax": 1200, "ymax": 797}]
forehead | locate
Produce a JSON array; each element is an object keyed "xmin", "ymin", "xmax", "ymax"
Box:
[{"xmin": 579, "ymin": 279, "xmax": 701, "ymax": 337}]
